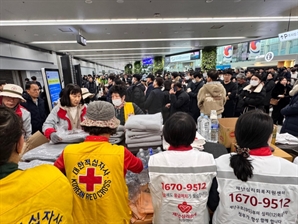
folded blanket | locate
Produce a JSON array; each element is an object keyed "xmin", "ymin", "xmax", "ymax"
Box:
[
  {"xmin": 127, "ymin": 125, "xmax": 163, "ymax": 133},
  {"xmin": 126, "ymin": 135, "xmax": 162, "ymax": 144},
  {"xmin": 117, "ymin": 125, "xmax": 125, "ymax": 132},
  {"xmin": 125, "ymin": 113, "xmax": 163, "ymax": 131},
  {"xmin": 127, "ymin": 141, "xmax": 162, "ymax": 148},
  {"xmin": 22, "ymin": 143, "xmax": 68, "ymax": 162},
  {"xmin": 276, "ymin": 133, "xmax": 298, "ymax": 145},
  {"xmin": 111, "ymin": 131, "xmax": 125, "ymax": 138},
  {"xmin": 109, "ymin": 137, "xmax": 124, "ymax": 144},
  {"xmin": 126, "ymin": 130, "xmax": 162, "ymax": 139}
]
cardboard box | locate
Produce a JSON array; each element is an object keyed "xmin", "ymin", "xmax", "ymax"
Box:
[
  {"xmin": 24, "ymin": 131, "xmax": 49, "ymax": 153},
  {"xmin": 133, "ymin": 214, "xmax": 153, "ymax": 224},
  {"xmin": 218, "ymin": 118, "xmax": 238, "ymax": 148}
]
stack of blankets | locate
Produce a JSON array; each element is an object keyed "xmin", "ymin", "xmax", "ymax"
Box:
[
  {"xmin": 125, "ymin": 113, "xmax": 163, "ymax": 148},
  {"xmin": 109, "ymin": 125, "xmax": 125, "ymax": 144}
]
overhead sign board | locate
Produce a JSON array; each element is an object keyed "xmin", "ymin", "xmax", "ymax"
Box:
[
  {"xmin": 278, "ymin": 29, "xmax": 298, "ymax": 42},
  {"xmin": 169, "ymin": 51, "xmax": 200, "ymax": 63},
  {"xmin": 170, "ymin": 53, "xmax": 191, "ymax": 63}
]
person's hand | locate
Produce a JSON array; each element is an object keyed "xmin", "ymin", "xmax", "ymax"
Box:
[
  {"xmin": 165, "ymin": 103, "xmax": 171, "ymax": 108},
  {"xmin": 50, "ymin": 133, "xmax": 62, "ymax": 144},
  {"xmin": 169, "ymin": 88, "xmax": 176, "ymax": 95},
  {"xmin": 278, "ymin": 95, "xmax": 285, "ymax": 98},
  {"xmin": 186, "ymin": 88, "xmax": 191, "ymax": 93}
]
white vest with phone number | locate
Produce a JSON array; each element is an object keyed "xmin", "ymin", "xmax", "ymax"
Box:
[
  {"xmin": 213, "ymin": 154, "xmax": 298, "ymax": 224},
  {"xmin": 148, "ymin": 149, "xmax": 216, "ymax": 224}
]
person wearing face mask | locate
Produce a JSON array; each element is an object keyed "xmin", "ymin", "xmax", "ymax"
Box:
[
  {"xmin": 187, "ymin": 72, "xmax": 204, "ymax": 122},
  {"xmin": 42, "ymin": 84, "xmax": 87, "ymax": 143},
  {"xmin": 271, "ymin": 77, "xmax": 292, "ymax": 125},
  {"xmin": 110, "ymin": 85, "xmax": 143, "ymax": 125},
  {"xmin": 240, "ymin": 73, "xmax": 266, "ymax": 113},
  {"xmin": 185, "ymin": 71, "xmax": 194, "ymax": 89}
]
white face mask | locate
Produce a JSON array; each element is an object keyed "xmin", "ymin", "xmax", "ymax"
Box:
[
  {"xmin": 112, "ymin": 99, "xmax": 122, "ymax": 107},
  {"xmin": 185, "ymin": 76, "xmax": 190, "ymax": 80},
  {"xmin": 220, "ymin": 76, "xmax": 224, "ymax": 80},
  {"xmin": 192, "ymin": 79, "xmax": 196, "ymax": 83},
  {"xmin": 250, "ymin": 80, "xmax": 259, "ymax": 87}
]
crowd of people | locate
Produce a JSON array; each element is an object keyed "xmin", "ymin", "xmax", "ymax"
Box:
[
  {"xmin": 0, "ymin": 66, "xmax": 297, "ymax": 223},
  {"xmin": 0, "ymin": 103, "xmax": 297, "ymax": 223},
  {"xmin": 82, "ymin": 65, "xmax": 298, "ymax": 136}
]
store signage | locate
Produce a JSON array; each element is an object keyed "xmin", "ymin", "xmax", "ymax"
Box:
[
  {"xmin": 279, "ymin": 29, "xmax": 298, "ymax": 42},
  {"xmin": 265, "ymin": 52, "xmax": 274, "ymax": 62},
  {"xmin": 223, "ymin": 45, "xmax": 233, "ymax": 59},
  {"xmin": 248, "ymin": 40, "xmax": 261, "ymax": 59},
  {"xmin": 170, "ymin": 53, "xmax": 191, "ymax": 63}
]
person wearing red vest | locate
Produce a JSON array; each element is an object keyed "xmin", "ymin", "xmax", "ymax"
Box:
[
  {"xmin": 54, "ymin": 101, "xmax": 143, "ymax": 224},
  {"xmin": 0, "ymin": 106, "xmax": 73, "ymax": 224}
]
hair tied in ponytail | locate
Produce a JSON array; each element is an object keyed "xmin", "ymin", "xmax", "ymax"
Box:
[{"xmin": 235, "ymin": 144, "xmax": 250, "ymax": 158}]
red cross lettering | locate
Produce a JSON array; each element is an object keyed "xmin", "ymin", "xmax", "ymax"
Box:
[{"xmin": 79, "ymin": 167, "xmax": 103, "ymax": 192}]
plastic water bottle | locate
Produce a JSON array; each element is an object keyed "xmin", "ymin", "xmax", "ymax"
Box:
[
  {"xmin": 137, "ymin": 148, "xmax": 145, "ymax": 158},
  {"xmin": 201, "ymin": 115, "xmax": 210, "ymax": 141},
  {"xmin": 197, "ymin": 113, "xmax": 204, "ymax": 135},
  {"xmin": 149, "ymin": 148, "xmax": 154, "ymax": 156},
  {"xmin": 138, "ymin": 158, "xmax": 149, "ymax": 185},
  {"xmin": 137, "ymin": 149, "xmax": 149, "ymax": 185},
  {"xmin": 210, "ymin": 110, "xmax": 219, "ymax": 143},
  {"xmin": 152, "ymin": 147, "xmax": 162, "ymax": 154}
]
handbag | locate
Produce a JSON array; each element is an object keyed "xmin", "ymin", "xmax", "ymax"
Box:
[{"xmin": 270, "ymin": 98, "xmax": 280, "ymax": 105}]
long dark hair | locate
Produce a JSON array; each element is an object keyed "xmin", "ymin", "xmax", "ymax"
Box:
[
  {"xmin": 230, "ymin": 110, "xmax": 273, "ymax": 182},
  {"xmin": 0, "ymin": 106, "xmax": 23, "ymax": 165}
]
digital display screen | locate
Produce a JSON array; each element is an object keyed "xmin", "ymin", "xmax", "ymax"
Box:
[
  {"xmin": 142, "ymin": 58, "xmax": 153, "ymax": 65},
  {"xmin": 45, "ymin": 70, "xmax": 62, "ymax": 108},
  {"xmin": 190, "ymin": 51, "xmax": 200, "ymax": 60}
]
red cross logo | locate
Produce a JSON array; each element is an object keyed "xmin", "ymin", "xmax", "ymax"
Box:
[{"xmin": 79, "ymin": 167, "xmax": 103, "ymax": 192}]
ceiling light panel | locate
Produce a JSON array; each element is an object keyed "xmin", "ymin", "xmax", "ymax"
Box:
[
  {"xmin": 58, "ymin": 46, "xmax": 190, "ymax": 52},
  {"xmin": 1, "ymin": 17, "xmax": 297, "ymax": 26},
  {"xmin": 29, "ymin": 36, "xmax": 245, "ymax": 44},
  {"xmin": 74, "ymin": 52, "xmax": 170, "ymax": 57}
]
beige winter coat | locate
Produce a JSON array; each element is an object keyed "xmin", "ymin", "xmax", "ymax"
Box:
[{"xmin": 197, "ymin": 81, "xmax": 226, "ymax": 116}]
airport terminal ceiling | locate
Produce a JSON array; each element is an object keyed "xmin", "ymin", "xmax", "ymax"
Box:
[{"xmin": 0, "ymin": 0, "xmax": 297, "ymax": 68}]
